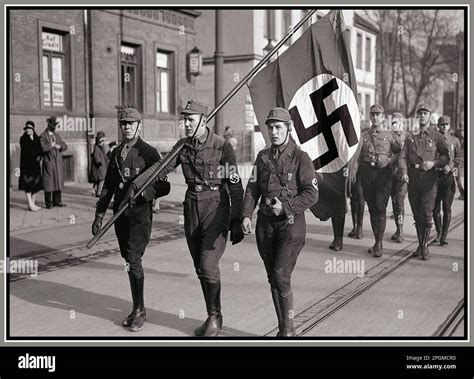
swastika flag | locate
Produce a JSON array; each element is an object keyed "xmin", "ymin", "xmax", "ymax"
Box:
[{"xmin": 248, "ymin": 9, "xmax": 361, "ymax": 220}]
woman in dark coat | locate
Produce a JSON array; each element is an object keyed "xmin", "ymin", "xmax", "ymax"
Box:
[
  {"xmin": 90, "ymin": 131, "xmax": 108, "ymax": 197},
  {"xmin": 19, "ymin": 121, "xmax": 43, "ymax": 211}
]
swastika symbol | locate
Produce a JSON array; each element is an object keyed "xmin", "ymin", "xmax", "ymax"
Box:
[{"xmin": 289, "ymin": 78, "xmax": 358, "ymax": 171}]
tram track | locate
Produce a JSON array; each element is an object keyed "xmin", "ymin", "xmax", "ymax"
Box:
[{"xmin": 264, "ymin": 213, "xmax": 465, "ymax": 337}]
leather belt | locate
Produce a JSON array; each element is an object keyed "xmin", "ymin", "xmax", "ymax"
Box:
[{"xmin": 188, "ymin": 183, "xmax": 221, "ymax": 192}]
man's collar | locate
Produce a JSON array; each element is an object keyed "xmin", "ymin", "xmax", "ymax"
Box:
[{"xmin": 122, "ymin": 136, "xmax": 140, "ymax": 148}]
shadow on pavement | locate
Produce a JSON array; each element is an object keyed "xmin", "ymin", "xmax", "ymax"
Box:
[{"xmin": 10, "ymin": 278, "xmax": 255, "ymax": 337}]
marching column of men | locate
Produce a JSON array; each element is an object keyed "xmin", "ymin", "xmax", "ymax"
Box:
[{"xmin": 92, "ymin": 100, "xmax": 461, "ymax": 336}]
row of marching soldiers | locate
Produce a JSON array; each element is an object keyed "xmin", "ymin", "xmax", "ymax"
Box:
[{"xmin": 330, "ymin": 103, "xmax": 464, "ymax": 261}]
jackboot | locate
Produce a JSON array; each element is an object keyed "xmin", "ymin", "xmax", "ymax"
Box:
[
  {"xmin": 355, "ymin": 202, "xmax": 364, "ymax": 239},
  {"xmin": 122, "ymin": 273, "xmax": 146, "ymax": 329},
  {"xmin": 329, "ymin": 216, "xmax": 344, "ymax": 251},
  {"xmin": 391, "ymin": 209, "xmax": 404, "ymax": 243},
  {"xmin": 271, "ymin": 288, "xmax": 283, "ymax": 332},
  {"xmin": 276, "ymin": 292, "xmax": 296, "ymax": 337},
  {"xmin": 126, "ymin": 275, "xmax": 146, "ymax": 332},
  {"xmin": 421, "ymin": 224, "xmax": 432, "ymax": 261},
  {"xmin": 413, "ymin": 221, "xmax": 422, "ymax": 257},
  {"xmin": 440, "ymin": 213, "xmax": 451, "ymax": 245},
  {"xmin": 368, "ymin": 216, "xmax": 378, "ymax": 255},
  {"xmin": 348, "ymin": 206, "xmax": 357, "ymax": 237},
  {"xmin": 433, "ymin": 212, "xmax": 442, "ymax": 243},
  {"xmin": 373, "ymin": 216, "xmax": 386, "ymax": 258},
  {"xmin": 194, "ymin": 281, "xmax": 223, "ymax": 337}
]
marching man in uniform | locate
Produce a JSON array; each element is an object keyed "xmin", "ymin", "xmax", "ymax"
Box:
[
  {"xmin": 399, "ymin": 104, "xmax": 449, "ymax": 260},
  {"xmin": 359, "ymin": 104, "xmax": 401, "ymax": 257},
  {"xmin": 92, "ymin": 107, "xmax": 169, "ymax": 332},
  {"xmin": 126, "ymin": 100, "xmax": 244, "ymax": 337},
  {"xmin": 242, "ymin": 107, "xmax": 318, "ymax": 337},
  {"xmin": 433, "ymin": 115, "xmax": 463, "ymax": 245}
]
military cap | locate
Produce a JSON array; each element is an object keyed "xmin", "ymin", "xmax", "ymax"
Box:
[
  {"xmin": 119, "ymin": 107, "xmax": 141, "ymax": 122},
  {"xmin": 392, "ymin": 112, "xmax": 404, "ymax": 121},
  {"xmin": 181, "ymin": 99, "xmax": 208, "ymax": 115},
  {"xmin": 265, "ymin": 107, "xmax": 292, "ymax": 124},
  {"xmin": 416, "ymin": 103, "xmax": 431, "ymax": 113},
  {"xmin": 369, "ymin": 104, "xmax": 384, "ymax": 114},
  {"xmin": 438, "ymin": 115, "xmax": 451, "ymax": 125}
]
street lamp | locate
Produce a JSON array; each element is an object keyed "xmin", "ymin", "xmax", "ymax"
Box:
[{"xmin": 187, "ymin": 46, "xmax": 202, "ymax": 76}]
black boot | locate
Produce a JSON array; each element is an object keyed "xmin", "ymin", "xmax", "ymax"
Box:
[
  {"xmin": 368, "ymin": 216, "xmax": 378, "ymax": 255},
  {"xmin": 122, "ymin": 274, "xmax": 146, "ymax": 332},
  {"xmin": 373, "ymin": 215, "xmax": 386, "ymax": 258},
  {"xmin": 271, "ymin": 288, "xmax": 283, "ymax": 332},
  {"xmin": 433, "ymin": 212, "xmax": 442, "ymax": 243},
  {"xmin": 348, "ymin": 207, "xmax": 357, "ymax": 237},
  {"xmin": 355, "ymin": 203, "xmax": 364, "ymax": 239},
  {"xmin": 276, "ymin": 292, "xmax": 296, "ymax": 337},
  {"xmin": 329, "ymin": 216, "xmax": 343, "ymax": 251},
  {"xmin": 420, "ymin": 224, "xmax": 432, "ymax": 261},
  {"xmin": 391, "ymin": 209, "xmax": 404, "ymax": 242},
  {"xmin": 194, "ymin": 281, "xmax": 223, "ymax": 337},
  {"xmin": 413, "ymin": 221, "xmax": 422, "ymax": 257},
  {"xmin": 440, "ymin": 213, "xmax": 451, "ymax": 245}
]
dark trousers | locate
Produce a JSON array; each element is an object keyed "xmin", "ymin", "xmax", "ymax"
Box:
[
  {"xmin": 255, "ymin": 212, "xmax": 306, "ymax": 298},
  {"xmin": 114, "ymin": 203, "xmax": 152, "ymax": 279},
  {"xmin": 350, "ymin": 174, "xmax": 364, "ymax": 212},
  {"xmin": 183, "ymin": 191, "xmax": 229, "ymax": 284},
  {"xmin": 407, "ymin": 168, "xmax": 439, "ymax": 227},
  {"xmin": 44, "ymin": 191, "xmax": 62, "ymax": 206},
  {"xmin": 391, "ymin": 176, "xmax": 408, "ymax": 215},
  {"xmin": 434, "ymin": 173, "xmax": 456, "ymax": 216},
  {"xmin": 360, "ymin": 164, "xmax": 392, "ymax": 239}
]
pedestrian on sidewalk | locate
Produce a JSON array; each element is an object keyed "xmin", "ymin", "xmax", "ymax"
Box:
[
  {"xmin": 107, "ymin": 141, "xmax": 118, "ymax": 161},
  {"xmin": 90, "ymin": 131, "xmax": 108, "ymax": 197},
  {"xmin": 390, "ymin": 112, "xmax": 409, "ymax": 243},
  {"xmin": 242, "ymin": 107, "xmax": 319, "ymax": 337},
  {"xmin": 125, "ymin": 99, "xmax": 245, "ymax": 337},
  {"xmin": 19, "ymin": 121, "xmax": 43, "ymax": 211},
  {"xmin": 454, "ymin": 128, "xmax": 464, "ymax": 200},
  {"xmin": 399, "ymin": 104, "xmax": 449, "ymax": 260},
  {"xmin": 359, "ymin": 104, "xmax": 401, "ymax": 258},
  {"xmin": 40, "ymin": 115, "xmax": 68, "ymax": 208},
  {"xmin": 432, "ymin": 116, "xmax": 463, "ymax": 245},
  {"xmin": 91, "ymin": 107, "xmax": 170, "ymax": 332}
]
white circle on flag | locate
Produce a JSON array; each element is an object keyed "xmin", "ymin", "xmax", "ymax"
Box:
[{"xmin": 288, "ymin": 74, "xmax": 360, "ymax": 173}]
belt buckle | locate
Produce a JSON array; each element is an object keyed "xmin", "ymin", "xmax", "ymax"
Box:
[
  {"xmin": 195, "ymin": 184, "xmax": 202, "ymax": 192},
  {"xmin": 415, "ymin": 164, "xmax": 420, "ymax": 169}
]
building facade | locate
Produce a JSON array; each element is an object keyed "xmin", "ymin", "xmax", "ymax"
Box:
[{"xmin": 9, "ymin": 8, "xmax": 200, "ymax": 185}]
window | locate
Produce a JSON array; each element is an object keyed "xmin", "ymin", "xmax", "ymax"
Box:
[
  {"xmin": 156, "ymin": 50, "xmax": 175, "ymax": 114},
  {"xmin": 283, "ymin": 10, "xmax": 291, "ymax": 45},
  {"xmin": 356, "ymin": 33, "xmax": 363, "ymax": 69},
  {"xmin": 121, "ymin": 43, "xmax": 142, "ymax": 110},
  {"xmin": 365, "ymin": 94, "xmax": 371, "ymax": 120},
  {"xmin": 42, "ymin": 31, "xmax": 65, "ymax": 108},
  {"xmin": 365, "ymin": 36, "xmax": 372, "ymax": 72}
]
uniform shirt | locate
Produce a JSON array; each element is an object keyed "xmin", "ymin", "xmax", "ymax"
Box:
[
  {"xmin": 399, "ymin": 127, "xmax": 449, "ymax": 175},
  {"xmin": 360, "ymin": 127, "xmax": 401, "ymax": 167},
  {"xmin": 95, "ymin": 137, "xmax": 161, "ymax": 217},
  {"xmin": 242, "ymin": 137, "xmax": 319, "ymax": 218},
  {"xmin": 133, "ymin": 127, "xmax": 244, "ymax": 220},
  {"xmin": 441, "ymin": 133, "xmax": 463, "ymax": 170}
]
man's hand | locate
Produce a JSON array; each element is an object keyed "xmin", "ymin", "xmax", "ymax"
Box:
[
  {"xmin": 54, "ymin": 144, "xmax": 62, "ymax": 150},
  {"xmin": 421, "ymin": 161, "xmax": 435, "ymax": 171},
  {"xmin": 401, "ymin": 174, "xmax": 409, "ymax": 184},
  {"xmin": 443, "ymin": 165, "xmax": 451, "ymax": 174},
  {"xmin": 230, "ymin": 218, "xmax": 244, "ymax": 245},
  {"xmin": 118, "ymin": 183, "xmax": 137, "ymax": 209},
  {"xmin": 270, "ymin": 197, "xmax": 283, "ymax": 216},
  {"xmin": 242, "ymin": 217, "xmax": 252, "ymax": 235},
  {"xmin": 91, "ymin": 216, "xmax": 103, "ymax": 236}
]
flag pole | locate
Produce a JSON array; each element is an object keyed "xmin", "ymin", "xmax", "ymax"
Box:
[{"xmin": 86, "ymin": 9, "xmax": 317, "ymax": 249}]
